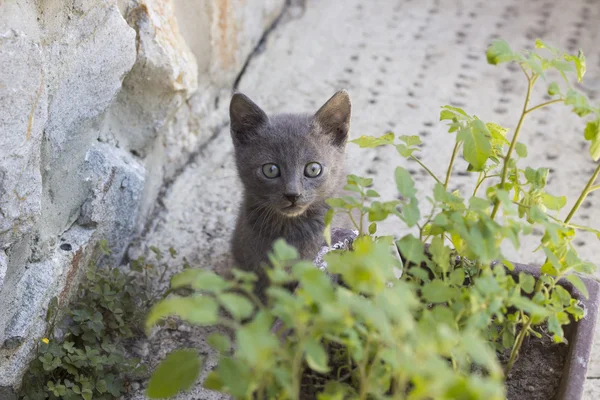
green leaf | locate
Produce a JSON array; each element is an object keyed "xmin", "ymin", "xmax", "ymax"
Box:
[
  {"xmin": 402, "ymin": 197, "xmax": 421, "ymax": 227},
  {"xmin": 398, "ymin": 135, "xmax": 422, "ymax": 147},
  {"xmin": 518, "ymin": 272, "xmax": 535, "ymax": 294},
  {"xmin": 457, "ymin": 120, "xmax": 492, "ymax": 171},
  {"xmin": 565, "ymin": 89, "xmax": 594, "ymax": 117},
  {"xmin": 350, "ymin": 132, "xmax": 394, "ymax": 148},
  {"xmin": 146, "ymin": 295, "xmax": 219, "ymax": 332},
  {"xmin": 366, "ymin": 189, "xmax": 380, "ymax": 198},
  {"xmin": 207, "ymin": 333, "xmax": 232, "ymax": 353},
  {"xmin": 565, "ymin": 251, "xmax": 596, "ymax": 274},
  {"xmin": 235, "ymin": 312, "xmax": 278, "ymax": 367},
  {"xmin": 450, "ymin": 268, "xmax": 465, "ymax": 286},
  {"xmin": 584, "ymin": 120, "xmax": 599, "ymax": 140},
  {"xmin": 542, "ymin": 194, "xmax": 567, "ymax": 211},
  {"xmin": 550, "ymin": 59, "xmax": 574, "ymax": 74},
  {"xmin": 543, "ymin": 247, "xmax": 562, "ymax": 272},
  {"xmin": 564, "ymin": 50, "xmax": 587, "ymax": 82},
  {"xmin": 171, "ymin": 269, "xmax": 229, "ymax": 292},
  {"xmin": 218, "ymin": 293, "xmax": 254, "ymax": 321},
  {"xmin": 526, "ymin": 53, "xmax": 545, "ymax": 76},
  {"xmin": 272, "ymin": 239, "xmax": 299, "ymax": 262},
  {"xmin": 548, "ymin": 314, "xmax": 565, "ymax": 342},
  {"xmin": 535, "ymin": 39, "xmax": 559, "ymax": 54},
  {"xmin": 515, "ymin": 143, "xmax": 528, "ymax": 158},
  {"xmin": 231, "ymin": 269, "xmax": 257, "ymax": 283},
  {"xmin": 147, "ymin": 349, "xmax": 202, "ymax": 398},
  {"xmin": 541, "ymin": 261, "xmax": 558, "ymax": 277},
  {"xmin": 347, "ymin": 174, "xmax": 373, "ymax": 188},
  {"xmin": 584, "ymin": 119, "xmax": 600, "ymax": 161},
  {"xmin": 368, "ymin": 200, "xmax": 400, "ymax": 222},
  {"xmin": 430, "ymin": 237, "xmax": 451, "ymax": 274},
  {"xmin": 214, "ymin": 357, "xmax": 251, "ymax": 396},
  {"xmin": 368, "ymin": 223, "xmax": 377, "ymax": 235},
  {"xmin": 395, "ymin": 167, "xmax": 417, "ymax": 198},
  {"xmin": 486, "ymin": 39, "xmax": 515, "ymax": 65},
  {"xmin": 590, "ymin": 136, "xmax": 600, "ymax": 162},
  {"xmin": 421, "ymin": 280, "xmax": 460, "ymax": 303},
  {"xmin": 565, "ymin": 274, "xmax": 589, "ymax": 299},
  {"xmin": 150, "ymin": 245, "xmax": 164, "ymax": 260},
  {"xmin": 396, "ymin": 235, "xmax": 427, "ymax": 265},
  {"xmin": 304, "ymin": 338, "xmax": 330, "ymax": 373},
  {"xmin": 293, "ymin": 261, "xmax": 335, "ymax": 303},
  {"xmin": 396, "ymin": 144, "xmax": 417, "ymax": 158},
  {"xmin": 486, "ymin": 122, "xmax": 510, "ymax": 145},
  {"xmin": 511, "ymin": 296, "xmax": 550, "ymax": 317},
  {"xmin": 326, "ymin": 198, "xmax": 349, "ymax": 209},
  {"xmin": 469, "ymin": 197, "xmax": 491, "ymax": 211},
  {"xmin": 547, "ymin": 82, "xmax": 561, "ymax": 96},
  {"xmin": 440, "ymin": 105, "xmax": 469, "ymax": 120},
  {"xmin": 202, "ymin": 371, "xmax": 224, "ymax": 391}
]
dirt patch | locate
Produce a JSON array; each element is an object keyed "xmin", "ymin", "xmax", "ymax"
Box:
[{"xmin": 501, "ymin": 332, "xmax": 568, "ymax": 400}]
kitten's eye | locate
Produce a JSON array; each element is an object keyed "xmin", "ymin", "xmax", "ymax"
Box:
[
  {"xmin": 262, "ymin": 163, "xmax": 280, "ymax": 178},
  {"xmin": 304, "ymin": 162, "xmax": 322, "ymax": 178}
]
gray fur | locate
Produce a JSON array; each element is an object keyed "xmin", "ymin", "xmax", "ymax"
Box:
[{"xmin": 229, "ymin": 90, "xmax": 351, "ymax": 300}]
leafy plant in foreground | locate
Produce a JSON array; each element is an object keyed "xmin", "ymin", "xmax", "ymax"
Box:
[
  {"xmin": 146, "ymin": 39, "xmax": 599, "ymax": 399},
  {"xmin": 19, "ymin": 243, "xmax": 184, "ymax": 400}
]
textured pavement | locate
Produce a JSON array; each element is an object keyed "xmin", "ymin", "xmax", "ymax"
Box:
[{"xmin": 133, "ymin": 0, "xmax": 600, "ymax": 397}]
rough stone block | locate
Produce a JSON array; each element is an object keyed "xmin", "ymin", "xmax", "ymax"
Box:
[
  {"xmin": 79, "ymin": 143, "xmax": 146, "ymax": 263},
  {"xmin": 39, "ymin": 0, "xmax": 137, "ymax": 247},
  {"xmin": 0, "ymin": 26, "xmax": 46, "ymax": 250}
]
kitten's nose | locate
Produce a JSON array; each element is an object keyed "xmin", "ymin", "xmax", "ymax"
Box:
[{"xmin": 284, "ymin": 193, "xmax": 300, "ymax": 204}]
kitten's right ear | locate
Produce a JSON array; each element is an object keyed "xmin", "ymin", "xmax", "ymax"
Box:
[
  {"xmin": 314, "ymin": 90, "xmax": 351, "ymax": 147},
  {"xmin": 230, "ymin": 93, "xmax": 268, "ymax": 142}
]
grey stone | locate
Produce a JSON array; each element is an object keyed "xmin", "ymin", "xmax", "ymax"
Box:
[
  {"xmin": 78, "ymin": 143, "xmax": 145, "ymax": 264},
  {"xmin": 0, "ymin": 24, "xmax": 46, "ymax": 250},
  {"xmin": 0, "ymin": 251, "xmax": 7, "ymax": 290},
  {"xmin": 38, "ymin": 0, "xmax": 137, "ymax": 248},
  {"xmin": 100, "ymin": 0, "xmax": 198, "ymax": 158},
  {"xmin": 0, "ymin": 386, "xmax": 17, "ymax": 400}
]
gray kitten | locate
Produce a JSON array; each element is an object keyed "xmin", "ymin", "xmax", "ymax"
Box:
[{"xmin": 229, "ymin": 90, "xmax": 351, "ymax": 301}]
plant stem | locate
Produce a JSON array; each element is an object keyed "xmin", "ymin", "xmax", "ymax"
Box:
[
  {"xmin": 291, "ymin": 338, "xmax": 306, "ymax": 400},
  {"xmin": 491, "ymin": 76, "xmax": 534, "ymax": 220},
  {"xmin": 358, "ymin": 337, "xmax": 372, "ymax": 400},
  {"xmin": 445, "ymin": 142, "xmax": 461, "ymax": 189},
  {"xmin": 589, "ymin": 184, "xmax": 600, "ymax": 193},
  {"xmin": 348, "ymin": 211, "xmax": 361, "ymax": 233},
  {"xmin": 564, "ymin": 163, "xmax": 600, "ymax": 224},
  {"xmin": 472, "ymin": 171, "xmax": 486, "ymax": 197},
  {"xmin": 525, "ymin": 98, "xmax": 563, "ymax": 114},
  {"xmin": 505, "ymin": 315, "xmax": 531, "ymax": 376},
  {"xmin": 410, "ymin": 155, "xmax": 443, "ymax": 185}
]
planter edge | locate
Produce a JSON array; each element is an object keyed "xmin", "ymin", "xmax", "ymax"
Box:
[{"xmin": 513, "ymin": 263, "xmax": 600, "ymax": 400}]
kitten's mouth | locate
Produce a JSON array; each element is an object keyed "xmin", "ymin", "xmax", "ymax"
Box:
[{"xmin": 280, "ymin": 204, "xmax": 307, "ymax": 217}]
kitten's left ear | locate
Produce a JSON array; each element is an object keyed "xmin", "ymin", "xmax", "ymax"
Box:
[
  {"xmin": 313, "ymin": 90, "xmax": 351, "ymax": 146},
  {"xmin": 230, "ymin": 93, "xmax": 269, "ymax": 143}
]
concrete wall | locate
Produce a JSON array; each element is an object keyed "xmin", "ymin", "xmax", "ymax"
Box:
[{"xmin": 0, "ymin": 0, "xmax": 285, "ymax": 394}]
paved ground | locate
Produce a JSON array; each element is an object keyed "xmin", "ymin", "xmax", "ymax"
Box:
[{"xmin": 130, "ymin": 0, "xmax": 600, "ymax": 398}]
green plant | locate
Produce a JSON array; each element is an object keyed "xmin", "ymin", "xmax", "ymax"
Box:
[
  {"xmin": 18, "ymin": 243, "xmax": 185, "ymax": 400},
  {"xmin": 145, "ymin": 39, "xmax": 599, "ymax": 399}
]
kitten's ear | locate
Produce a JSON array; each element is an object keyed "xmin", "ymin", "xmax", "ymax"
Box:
[
  {"xmin": 230, "ymin": 93, "xmax": 268, "ymax": 142},
  {"xmin": 313, "ymin": 90, "xmax": 351, "ymax": 146}
]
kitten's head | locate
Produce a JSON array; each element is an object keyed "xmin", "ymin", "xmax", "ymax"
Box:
[{"xmin": 230, "ymin": 90, "xmax": 351, "ymax": 218}]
